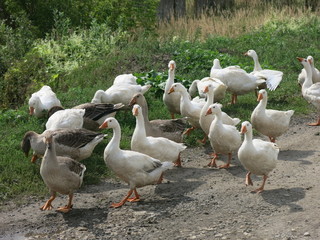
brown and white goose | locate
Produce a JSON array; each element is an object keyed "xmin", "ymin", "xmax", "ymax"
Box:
[
  {"xmin": 21, "ymin": 128, "xmax": 106, "ymax": 163},
  {"xmin": 40, "ymin": 133, "xmax": 86, "ymax": 213}
]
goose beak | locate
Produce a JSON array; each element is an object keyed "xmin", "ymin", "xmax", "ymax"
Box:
[
  {"xmin": 205, "ymin": 108, "xmax": 212, "ymax": 116},
  {"xmin": 203, "ymin": 86, "xmax": 209, "ymax": 93},
  {"xmin": 169, "ymin": 63, "xmax": 175, "ymax": 70},
  {"xmin": 241, "ymin": 125, "xmax": 247, "ymax": 134},
  {"xmin": 308, "ymin": 58, "xmax": 312, "ymax": 64},
  {"xmin": 244, "ymin": 52, "xmax": 248, "ymax": 56},
  {"xmin": 296, "ymin": 57, "xmax": 304, "ymax": 62},
  {"xmin": 29, "ymin": 107, "xmax": 34, "ymax": 115},
  {"xmin": 132, "ymin": 107, "xmax": 139, "ymax": 116},
  {"xmin": 129, "ymin": 98, "xmax": 136, "ymax": 106},
  {"xmin": 168, "ymin": 87, "xmax": 175, "ymax": 94},
  {"xmin": 31, "ymin": 155, "xmax": 38, "ymax": 163},
  {"xmin": 99, "ymin": 121, "xmax": 108, "ymax": 129},
  {"xmin": 257, "ymin": 93, "xmax": 263, "ymax": 101}
]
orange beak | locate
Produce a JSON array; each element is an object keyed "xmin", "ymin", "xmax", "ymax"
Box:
[
  {"xmin": 257, "ymin": 93, "xmax": 263, "ymax": 101},
  {"xmin": 203, "ymin": 86, "xmax": 209, "ymax": 93},
  {"xmin": 129, "ymin": 97, "xmax": 136, "ymax": 106},
  {"xmin": 31, "ymin": 154, "xmax": 38, "ymax": 163},
  {"xmin": 169, "ymin": 63, "xmax": 175, "ymax": 70},
  {"xmin": 132, "ymin": 107, "xmax": 139, "ymax": 116},
  {"xmin": 308, "ymin": 58, "xmax": 312, "ymax": 64},
  {"xmin": 29, "ymin": 107, "xmax": 34, "ymax": 115},
  {"xmin": 168, "ymin": 87, "xmax": 175, "ymax": 94},
  {"xmin": 99, "ymin": 121, "xmax": 108, "ymax": 129},
  {"xmin": 241, "ymin": 125, "xmax": 247, "ymax": 134},
  {"xmin": 296, "ymin": 57, "xmax": 304, "ymax": 62},
  {"xmin": 205, "ymin": 108, "xmax": 212, "ymax": 116},
  {"xmin": 244, "ymin": 52, "xmax": 248, "ymax": 56}
]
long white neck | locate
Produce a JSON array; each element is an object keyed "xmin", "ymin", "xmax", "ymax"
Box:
[
  {"xmin": 179, "ymin": 88, "xmax": 193, "ymax": 108},
  {"xmin": 165, "ymin": 68, "xmax": 175, "ymax": 92},
  {"xmin": 139, "ymin": 98, "xmax": 150, "ymax": 123},
  {"xmin": 257, "ymin": 95, "xmax": 267, "ymax": 111},
  {"xmin": 302, "ymin": 62, "xmax": 313, "ymax": 91},
  {"xmin": 133, "ymin": 113, "xmax": 147, "ymax": 140},
  {"xmin": 244, "ymin": 128, "xmax": 253, "ymax": 145},
  {"xmin": 106, "ymin": 123, "xmax": 121, "ymax": 153},
  {"xmin": 252, "ymin": 53, "xmax": 262, "ymax": 71}
]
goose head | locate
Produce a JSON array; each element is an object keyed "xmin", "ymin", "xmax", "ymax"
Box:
[
  {"xmin": 168, "ymin": 83, "xmax": 185, "ymax": 94},
  {"xmin": 99, "ymin": 117, "xmax": 118, "ymax": 129},
  {"xmin": 297, "ymin": 57, "xmax": 312, "ymax": 70},
  {"xmin": 205, "ymin": 103, "xmax": 222, "ymax": 116},
  {"xmin": 129, "ymin": 93, "xmax": 144, "ymax": 107},
  {"xmin": 203, "ymin": 83, "xmax": 214, "ymax": 94},
  {"xmin": 132, "ymin": 104, "xmax": 142, "ymax": 117},
  {"xmin": 307, "ymin": 56, "xmax": 314, "ymax": 67},
  {"xmin": 257, "ymin": 89, "xmax": 268, "ymax": 101},
  {"xmin": 244, "ymin": 49, "xmax": 257, "ymax": 58},
  {"xmin": 168, "ymin": 60, "xmax": 176, "ymax": 71},
  {"xmin": 28, "ymin": 95, "xmax": 40, "ymax": 115},
  {"xmin": 240, "ymin": 121, "xmax": 252, "ymax": 134},
  {"xmin": 212, "ymin": 59, "xmax": 222, "ymax": 69}
]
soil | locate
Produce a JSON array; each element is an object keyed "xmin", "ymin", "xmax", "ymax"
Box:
[{"xmin": 1, "ymin": 114, "xmax": 320, "ymax": 240}]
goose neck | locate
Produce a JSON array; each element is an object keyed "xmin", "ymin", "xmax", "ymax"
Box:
[
  {"xmin": 134, "ymin": 114, "xmax": 147, "ymax": 138},
  {"xmin": 302, "ymin": 63, "xmax": 313, "ymax": 90},
  {"xmin": 107, "ymin": 124, "xmax": 121, "ymax": 152},
  {"xmin": 253, "ymin": 55, "xmax": 262, "ymax": 72}
]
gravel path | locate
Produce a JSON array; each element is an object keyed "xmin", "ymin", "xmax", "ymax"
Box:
[{"xmin": 1, "ymin": 114, "xmax": 320, "ymax": 240}]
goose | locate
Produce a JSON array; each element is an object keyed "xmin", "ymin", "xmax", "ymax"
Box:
[
  {"xmin": 199, "ymin": 84, "xmax": 240, "ymax": 143},
  {"xmin": 129, "ymin": 93, "xmax": 186, "ymax": 143},
  {"xmin": 206, "ymin": 103, "xmax": 241, "ymax": 168},
  {"xmin": 48, "ymin": 103, "xmax": 125, "ymax": 131},
  {"xmin": 21, "ymin": 128, "xmax": 106, "ymax": 163},
  {"xmin": 99, "ymin": 117, "xmax": 174, "ymax": 208},
  {"xmin": 169, "ymin": 83, "xmax": 205, "ymax": 135},
  {"xmin": 298, "ymin": 56, "xmax": 320, "ymax": 86},
  {"xmin": 40, "ymin": 133, "xmax": 86, "ymax": 213},
  {"xmin": 188, "ymin": 77, "xmax": 227, "ymax": 102},
  {"xmin": 297, "ymin": 57, "xmax": 320, "ymax": 126},
  {"xmin": 210, "ymin": 59, "xmax": 266, "ymax": 104},
  {"xmin": 131, "ymin": 104, "xmax": 186, "ymax": 167},
  {"xmin": 251, "ymin": 89, "xmax": 294, "ymax": 142},
  {"xmin": 238, "ymin": 121, "xmax": 279, "ymax": 193},
  {"xmin": 210, "ymin": 58, "xmax": 241, "ymax": 75},
  {"xmin": 113, "ymin": 73, "xmax": 138, "ymax": 86},
  {"xmin": 28, "ymin": 85, "xmax": 62, "ymax": 118},
  {"xmin": 46, "ymin": 109, "xmax": 85, "ymax": 130},
  {"xmin": 163, "ymin": 60, "xmax": 181, "ymax": 119},
  {"xmin": 91, "ymin": 84, "xmax": 151, "ymax": 107},
  {"xmin": 244, "ymin": 49, "xmax": 283, "ymax": 91}
]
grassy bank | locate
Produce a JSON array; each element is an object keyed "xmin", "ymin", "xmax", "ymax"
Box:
[{"xmin": 0, "ymin": 6, "xmax": 319, "ymax": 206}]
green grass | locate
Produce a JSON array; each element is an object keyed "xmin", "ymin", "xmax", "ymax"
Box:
[{"xmin": 0, "ymin": 15, "xmax": 319, "ymax": 206}]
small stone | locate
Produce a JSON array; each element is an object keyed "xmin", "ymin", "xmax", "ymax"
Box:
[{"xmin": 304, "ymin": 232, "xmax": 310, "ymax": 236}]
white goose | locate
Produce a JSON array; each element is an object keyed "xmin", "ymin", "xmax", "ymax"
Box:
[
  {"xmin": 206, "ymin": 104, "xmax": 241, "ymax": 168},
  {"xmin": 163, "ymin": 60, "xmax": 181, "ymax": 119},
  {"xmin": 129, "ymin": 93, "xmax": 186, "ymax": 143},
  {"xmin": 169, "ymin": 83, "xmax": 205, "ymax": 135},
  {"xmin": 297, "ymin": 57, "xmax": 320, "ymax": 126},
  {"xmin": 238, "ymin": 121, "xmax": 279, "ymax": 193},
  {"xmin": 46, "ymin": 109, "xmax": 85, "ymax": 130},
  {"xmin": 99, "ymin": 117, "xmax": 174, "ymax": 208},
  {"xmin": 21, "ymin": 128, "xmax": 106, "ymax": 162},
  {"xmin": 188, "ymin": 77, "xmax": 227, "ymax": 102},
  {"xmin": 28, "ymin": 85, "xmax": 62, "ymax": 118},
  {"xmin": 199, "ymin": 83, "xmax": 240, "ymax": 143},
  {"xmin": 251, "ymin": 89, "xmax": 294, "ymax": 142},
  {"xmin": 131, "ymin": 104, "xmax": 186, "ymax": 167},
  {"xmin": 210, "ymin": 59, "xmax": 266, "ymax": 104},
  {"xmin": 91, "ymin": 83, "xmax": 151, "ymax": 106},
  {"xmin": 113, "ymin": 73, "xmax": 138, "ymax": 86},
  {"xmin": 298, "ymin": 56, "xmax": 320, "ymax": 86},
  {"xmin": 40, "ymin": 133, "xmax": 86, "ymax": 213},
  {"xmin": 244, "ymin": 49, "xmax": 283, "ymax": 91}
]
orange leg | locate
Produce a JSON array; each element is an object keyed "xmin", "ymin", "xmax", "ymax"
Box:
[
  {"xmin": 157, "ymin": 173, "xmax": 164, "ymax": 184},
  {"xmin": 57, "ymin": 193, "xmax": 74, "ymax": 213},
  {"xmin": 308, "ymin": 116, "xmax": 320, "ymax": 126},
  {"xmin": 183, "ymin": 126, "xmax": 195, "ymax": 136},
  {"xmin": 40, "ymin": 192, "xmax": 56, "ymax": 211},
  {"xmin": 197, "ymin": 135, "xmax": 207, "ymax": 144},
  {"xmin": 31, "ymin": 154, "xmax": 38, "ymax": 163},
  {"xmin": 252, "ymin": 175, "xmax": 268, "ymax": 193},
  {"xmin": 208, "ymin": 153, "xmax": 218, "ymax": 168},
  {"xmin": 218, "ymin": 153, "xmax": 232, "ymax": 169},
  {"xmin": 231, "ymin": 94, "xmax": 237, "ymax": 104},
  {"xmin": 110, "ymin": 189, "xmax": 133, "ymax": 208},
  {"xmin": 245, "ymin": 172, "xmax": 253, "ymax": 186},
  {"xmin": 127, "ymin": 189, "xmax": 141, "ymax": 202},
  {"xmin": 174, "ymin": 153, "xmax": 182, "ymax": 167},
  {"xmin": 170, "ymin": 113, "xmax": 175, "ymax": 119}
]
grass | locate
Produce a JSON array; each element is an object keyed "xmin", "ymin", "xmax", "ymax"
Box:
[{"xmin": 0, "ymin": 4, "xmax": 319, "ymax": 206}]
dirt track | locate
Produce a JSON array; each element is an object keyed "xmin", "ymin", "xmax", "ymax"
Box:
[{"xmin": 1, "ymin": 114, "xmax": 320, "ymax": 240}]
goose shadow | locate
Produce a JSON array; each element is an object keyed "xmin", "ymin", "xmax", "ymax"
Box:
[
  {"xmin": 260, "ymin": 187, "xmax": 305, "ymax": 212},
  {"xmin": 278, "ymin": 150, "xmax": 315, "ymax": 165}
]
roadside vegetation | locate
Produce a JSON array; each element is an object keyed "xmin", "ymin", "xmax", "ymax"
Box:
[{"xmin": 0, "ymin": 0, "xmax": 319, "ymax": 205}]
